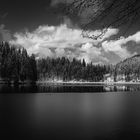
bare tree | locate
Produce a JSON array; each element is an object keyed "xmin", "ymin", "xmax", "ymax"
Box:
[{"xmin": 61, "ymin": 0, "xmax": 140, "ymax": 39}]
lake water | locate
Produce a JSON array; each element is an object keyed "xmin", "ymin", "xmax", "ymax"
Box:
[{"xmin": 1, "ymin": 84, "xmax": 140, "ymax": 140}]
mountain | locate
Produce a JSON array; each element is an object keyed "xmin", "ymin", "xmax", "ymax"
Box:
[
  {"xmin": 115, "ymin": 54, "xmax": 140, "ymax": 74},
  {"xmin": 114, "ymin": 54, "xmax": 140, "ymax": 81}
]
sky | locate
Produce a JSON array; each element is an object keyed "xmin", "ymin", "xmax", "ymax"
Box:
[{"xmin": 1, "ymin": 0, "xmax": 140, "ymax": 64}]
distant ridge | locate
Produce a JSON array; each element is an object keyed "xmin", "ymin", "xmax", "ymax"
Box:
[
  {"xmin": 117, "ymin": 54, "xmax": 140, "ymax": 65},
  {"xmin": 115, "ymin": 54, "xmax": 140, "ymax": 77}
]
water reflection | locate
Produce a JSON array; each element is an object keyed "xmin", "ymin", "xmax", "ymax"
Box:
[
  {"xmin": 0, "ymin": 84, "xmax": 140, "ymax": 93},
  {"xmin": 104, "ymin": 85, "xmax": 140, "ymax": 92},
  {"xmin": 1, "ymin": 90, "xmax": 140, "ymax": 139},
  {"xmin": 1, "ymin": 84, "xmax": 140, "ymax": 139}
]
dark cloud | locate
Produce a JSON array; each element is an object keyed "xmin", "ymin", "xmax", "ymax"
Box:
[
  {"xmin": 0, "ymin": 24, "xmax": 11, "ymax": 41},
  {"xmin": 50, "ymin": 0, "xmax": 111, "ymax": 28},
  {"xmin": 51, "ymin": 0, "xmax": 74, "ymax": 6},
  {"xmin": 50, "ymin": 0, "xmax": 140, "ymax": 34},
  {"xmin": 0, "ymin": 0, "xmax": 138, "ymax": 64}
]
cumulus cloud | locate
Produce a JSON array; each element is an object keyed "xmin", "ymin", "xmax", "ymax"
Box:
[
  {"xmin": 84, "ymin": 28, "xmax": 119, "ymax": 41},
  {"xmin": 102, "ymin": 40, "xmax": 132, "ymax": 59},
  {"xmin": 78, "ymin": 42, "xmax": 109, "ymax": 63},
  {"xmin": 10, "ymin": 24, "xmax": 94, "ymax": 61},
  {"xmin": 102, "ymin": 28, "xmax": 119, "ymax": 40},
  {"xmin": 10, "ymin": 22, "xmax": 138, "ymax": 64},
  {"xmin": 102, "ymin": 31, "xmax": 140, "ymax": 59},
  {"xmin": 11, "ymin": 24, "xmax": 93, "ymax": 52},
  {"xmin": 55, "ymin": 48, "xmax": 65, "ymax": 57},
  {"xmin": 0, "ymin": 24, "xmax": 11, "ymax": 41}
]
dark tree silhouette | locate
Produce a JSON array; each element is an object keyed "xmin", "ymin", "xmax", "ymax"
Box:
[
  {"xmin": 0, "ymin": 42, "xmax": 37, "ymax": 83},
  {"xmin": 37, "ymin": 57, "xmax": 111, "ymax": 82}
]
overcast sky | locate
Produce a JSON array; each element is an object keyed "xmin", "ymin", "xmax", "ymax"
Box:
[{"xmin": 1, "ymin": 0, "xmax": 140, "ymax": 64}]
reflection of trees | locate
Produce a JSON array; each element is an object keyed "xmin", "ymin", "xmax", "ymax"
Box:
[
  {"xmin": 62, "ymin": 0, "xmax": 140, "ymax": 39},
  {"xmin": 1, "ymin": 84, "xmax": 140, "ymax": 93},
  {"xmin": 38, "ymin": 85, "xmax": 105, "ymax": 93},
  {"xmin": 0, "ymin": 84, "xmax": 38, "ymax": 93},
  {"xmin": 104, "ymin": 85, "xmax": 140, "ymax": 92}
]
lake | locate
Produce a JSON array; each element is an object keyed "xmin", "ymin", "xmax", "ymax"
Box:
[{"xmin": 1, "ymin": 84, "xmax": 140, "ymax": 140}]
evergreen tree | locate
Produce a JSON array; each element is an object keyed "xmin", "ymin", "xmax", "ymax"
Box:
[
  {"xmin": 0, "ymin": 42, "xmax": 37, "ymax": 83},
  {"xmin": 29, "ymin": 54, "xmax": 37, "ymax": 81}
]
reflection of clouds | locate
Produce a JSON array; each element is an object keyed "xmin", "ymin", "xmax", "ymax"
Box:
[{"xmin": 1, "ymin": 85, "xmax": 140, "ymax": 139}]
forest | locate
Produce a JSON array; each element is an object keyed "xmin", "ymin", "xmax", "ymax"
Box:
[
  {"xmin": 2, "ymin": 41, "xmax": 140, "ymax": 83},
  {"xmin": 0, "ymin": 42, "xmax": 112, "ymax": 83},
  {"xmin": 0, "ymin": 42, "xmax": 37, "ymax": 83},
  {"xmin": 3, "ymin": 41, "xmax": 140, "ymax": 83},
  {"xmin": 37, "ymin": 57, "xmax": 111, "ymax": 82},
  {"xmin": 114, "ymin": 54, "xmax": 140, "ymax": 82}
]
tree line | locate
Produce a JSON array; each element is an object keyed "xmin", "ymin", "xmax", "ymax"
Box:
[
  {"xmin": 0, "ymin": 42, "xmax": 113, "ymax": 83},
  {"xmin": 37, "ymin": 57, "xmax": 111, "ymax": 82},
  {"xmin": 0, "ymin": 42, "xmax": 37, "ymax": 83},
  {"xmin": 114, "ymin": 54, "xmax": 140, "ymax": 82}
]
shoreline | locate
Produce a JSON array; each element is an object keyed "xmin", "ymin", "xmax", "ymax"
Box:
[
  {"xmin": 37, "ymin": 81, "xmax": 140, "ymax": 85},
  {"xmin": 0, "ymin": 80, "xmax": 140, "ymax": 85}
]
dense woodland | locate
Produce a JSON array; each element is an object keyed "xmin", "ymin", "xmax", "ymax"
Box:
[
  {"xmin": 0, "ymin": 42, "xmax": 112, "ymax": 83},
  {"xmin": 114, "ymin": 55, "xmax": 140, "ymax": 81},
  {"xmin": 37, "ymin": 57, "xmax": 111, "ymax": 82},
  {"xmin": 0, "ymin": 42, "xmax": 37, "ymax": 83},
  {"xmin": 1, "ymin": 41, "xmax": 140, "ymax": 83}
]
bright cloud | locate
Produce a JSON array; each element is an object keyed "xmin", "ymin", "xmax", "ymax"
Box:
[
  {"xmin": 11, "ymin": 24, "xmax": 93, "ymax": 52},
  {"xmin": 102, "ymin": 40, "xmax": 132, "ymax": 59},
  {"xmin": 78, "ymin": 42, "xmax": 109, "ymax": 63},
  {"xmin": 102, "ymin": 32, "xmax": 140, "ymax": 59},
  {"xmin": 102, "ymin": 28, "xmax": 119, "ymax": 40},
  {"xmin": 85, "ymin": 28, "xmax": 119, "ymax": 41},
  {"xmin": 10, "ymin": 23, "xmax": 140, "ymax": 64},
  {"xmin": 11, "ymin": 24, "xmax": 118, "ymax": 63}
]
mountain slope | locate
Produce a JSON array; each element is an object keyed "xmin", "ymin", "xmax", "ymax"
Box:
[{"xmin": 115, "ymin": 54, "xmax": 140, "ymax": 76}]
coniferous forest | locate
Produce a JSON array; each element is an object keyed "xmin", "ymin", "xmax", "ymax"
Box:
[
  {"xmin": 0, "ymin": 42, "xmax": 37, "ymax": 83},
  {"xmin": 37, "ymin": 57, "xmax": 111, "ymax": 82},
  {"xmin": 1, "ymin": 41, "xmax": 140, "ymax": 83},
  {"xmin": 0, "ymin": 42, "xmax": 112, "ymax": 83}
]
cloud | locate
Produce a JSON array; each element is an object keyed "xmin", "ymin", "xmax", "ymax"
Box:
[
  {"xmin": 10, "ymin": 24, "xmax": 90, "ymax": 58},
  {"xmin": 78, "ymin": 42, "xmax": 109, "ymax": 63},
  {"xmin": 51, "ymin": 0, "xmax": 74, "ymax": 6},
  {"xmin": 11, "ymin": 22, "xmax": 134, "ymax": 64},
  {"xmin": 63, "ymin": 16, "xmax": 78, "ymax": 28},
  {"xmin": 102, "ymin": 31, "xmax": 140, "ymax": 59},
  {"xmin": 0, "ymin": 24, "xmax": 11, "ymax": 41},
  {"xmin": 84, "ymin": 28, "xmax": 119, "ymax": 41},
  {"xmin": 55, "ymin": 48, "xmax": 65, "ymax": 57},
  {"xmin": 124, "ymin": 31, "xmax": 140, "ymax": 43},
  {"xmin": 102, "ymin": 28, "xmax": 119, "ymax": 40},
  {"xmin": 102, "ymin": 40, "xmax": 132, "ymax": 59}
]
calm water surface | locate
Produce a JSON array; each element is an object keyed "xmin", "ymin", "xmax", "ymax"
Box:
[{"xmin": 1, "ymin": 84, "xmax": 140, "ymax": 140}]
